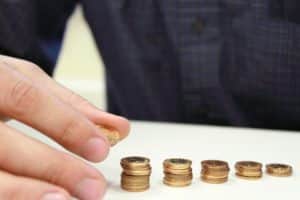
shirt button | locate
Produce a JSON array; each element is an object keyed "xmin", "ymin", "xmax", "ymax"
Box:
[{"xmin": 192, "ymin": 18, "xmax": 205, "ymax": 33}]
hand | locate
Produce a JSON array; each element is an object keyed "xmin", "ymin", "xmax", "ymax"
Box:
[{"xmin": 0, "ymin": 55, "xmax": 130, "ymax": 200}]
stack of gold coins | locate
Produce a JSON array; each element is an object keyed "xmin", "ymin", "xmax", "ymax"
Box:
[
  {"xmin": 266, "ymin": 163, "xmax": 293, "ymax": 177},
  {"xmin": 201, "ymin": 160, "xmax": 230, "ymax": 184},
  {"xmin": 235, "ymin": 161, "xmax": 262, "ymax": 180},
  {"xmin": 163, "ymin": 158, "xmax": 193, "ymax": 187},
  {"xmin": 120, "ymin": 156, "xmax": 151, "ymax": 192},
  {"xmin": 97, "ymin": 125, "xmax": 120, "ymax": 146}
]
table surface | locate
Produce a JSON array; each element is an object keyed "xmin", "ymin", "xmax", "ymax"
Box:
[{"xmin": 8, "ymin": 120, "xmax": 300, "ymax": 200}]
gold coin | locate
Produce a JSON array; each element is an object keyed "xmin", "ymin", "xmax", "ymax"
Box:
[
  {"xmin": 123, "ymin": 170, "xmax": 151, "ymax": 176},
  {"xmin": 201, "ymin": 160, "xmax": 230, "ymax": 171},
  {"xmin": 236, "ymin": 170, "xmax": 262, "ymax": 177},
  {"xmin": 235, "ymin": 173, "xmax": 262, "ymax": 180},
  {"xmin": 201, "ymin": 169, "xmax": 229, "ymax": 177},
  {"xmin": 200, "ymin": 173, "xmax": 228, "ymax": 179},
  {"xmin": 121, "ymin": 164, "xmax": 150, "ymax": 171},
  {"xmin": 121, "ymin": 182, "xmax": 149, "ymax": 187},
  {"xmin": 164, "ymin": 176, "xmax": 193, "ymax": 183},
  {"xmin": 97, "ymin": 125, "xmax": 120, "ymax": 146},
  {"xmin": 164, "ymin": 173, "xmax": 193, "ymax": 180},
  {"xmin": 122, "ymin": 165, "xmax": 151, "ymax": 175},
  {"xmin": 266, "ymin": 163, "xmax": 293, "ymax": 177},
  {"xmin": 164, "ymin": 167, "xmax": 192, "ymax": 175},
  {"xmin": 121, "ymin": 182, "xmax": 149, "ymax": 186},
  {"xmin": 121, "ymin": 179, "xmax": 149, "ymax": 184},
  {"xmin": 121, "ymin": 173, "xmax": 150, "ymax": 178},
  {"xmin": 121, "ymin": 177, "xmax": 150, "ymax": 183},
  {"xmin": 163, "ymin": 179, "xmax": 192, "ymax": 187},
  {"xmin": 121, "ymin": 156, "xmax": 150, "ymax": 168},
  {"xmin": 121, "ymin": 185, "xmax": 150, "ymax": 192},
  {"xmin": 201, "ymin": 176, "xmax": 228, "ymax": 184},
  {"xmin": 164, "ymin": 158, "xmax": 192, "ymax": 170},
  {"xmin": 235, "ymin": 161, "xmax": 262, "ymax": 171}
]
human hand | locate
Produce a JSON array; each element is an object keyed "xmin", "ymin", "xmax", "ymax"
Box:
[{"xmin": 0, "ymin": 55, "xmax": 130, "ymax": 200}]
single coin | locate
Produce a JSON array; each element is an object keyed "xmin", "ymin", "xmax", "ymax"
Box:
[
  {"xmin": 164, "ymin": 167, "xmax": 192, "ymax": 175},
  {"xmin": 235, "ymin": 161, "xmax": 262, "ymax": 171},
  {"xmin": 121, "ymin": 185, "xmax": 150, "ymax": 192},
  {"xmin": 201, "ymin": 160, "xmax": 230, "ymax": 171},
  {"xmin": 121, "ymin": 164, "xmax": 150, "ymax": 171},
  {"xmin": 200, "ymin": 173, "xmax": 228, "ymax": 179},
  {"xmin": 164, "ymin": 158, "xmax": 192, "ymax": 169},
  {"xmin": 123, "ymin": 170, "xmax": 151, "ymax": 176},
  {"xmin": 236, "ymin": 170, "xmax": 262, "ymax": 177},
  {"xmin": 121, "ymin": 182, "xmax": 149, "ymax": 186},
  {"xmin": 97, "ymin": 125, "xmax": 120, "ymax": 146},
  {"xmin": 266, "ymin": 163, "xmax": 293, "ymax": 177},
  {"xmin": 201, "ymin": 169, "xmax": 229, "ymax": 177},
  {"xmin": 235, "ymin": 173, "xmax": 262, "ymax": 180},
  {"xmin": 123, "ymin": 166, "xmax": 152, "ymax": 176},
  {"xmin": 121, "ymin": 174, "xmax": 150, "ymax": 182},
  {"xmin": 164, "ymin": 176, "xmax": 193, "ymax": 183},
  {"xmin": 121, "ymin": 156, "xmax": 150, "ymax": 168},
  {"xmin": 164, "ymin": 173, "xmax": 193, "ymax": 180},
  {"xmin": 163, "ymin": 179, "xmax": 192, "ymax": 187},
  {"xmin": 121, "ymin": 182, "xmax": 149, "ymax": 187},
  {"xmin": 201, "ymin": 175, "xmax": 228, "ymax": 184}
]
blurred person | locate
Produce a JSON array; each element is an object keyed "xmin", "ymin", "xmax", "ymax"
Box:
[{"xmin": 0, "ymin": 0, "xmax": 300, "ymax": 199}]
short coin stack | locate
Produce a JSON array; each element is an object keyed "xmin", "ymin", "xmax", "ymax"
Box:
[
  {"xmin": 201, "ymin": 160, "xmax": 230, "ymax": 184},
  {"xmin": 235, "ymin": 161, "xmax": 262, "ymax": 180},
  {"xmin": 163, "ymin": 158, "xmax": 193, "ymax": 187},
  {"xmin": 121, "ymin": 156, "xmax": 151, "ymax": 192},
  {"xmin": 266, "ymin": 163, "xmax": 293, "ymax": 177}
]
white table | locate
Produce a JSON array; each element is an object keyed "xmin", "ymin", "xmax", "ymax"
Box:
[{"xmin": 8, "ymin": 121, "xmax": 300, "ymax": 200}]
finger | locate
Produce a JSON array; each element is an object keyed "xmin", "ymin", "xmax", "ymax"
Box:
[
  {"xmin": 0, "ymin": 170, "xmax": 71, "ymax": 200},
  {"xmin": 0, "ymin": 60, "xmax": 110, "ymax": 162},
  {"xmin": 0, "ymin": 122, "xmax": 107, "ymax": 200},
  {"xmin": 0, "ymin": 55, "xmax": 130, "ymax": 140}
]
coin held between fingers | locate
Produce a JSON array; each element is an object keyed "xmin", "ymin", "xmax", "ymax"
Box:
[{"xmin": 97, "ymin": 125, "xmax": 121, "ymax": 146}]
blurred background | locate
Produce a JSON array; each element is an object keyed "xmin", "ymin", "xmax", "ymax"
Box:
[{"xmin": 54, "ymin": 5, "xmax": 106, "ymax": 110}]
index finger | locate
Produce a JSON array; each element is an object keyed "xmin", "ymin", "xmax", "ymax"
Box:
[
  {"xmin": 0, "ymin": 60, "xmax": 110, "ymax": 162},
  {"xmin": 0, "ymin": 55, "xmax": 130, "ymax": 140}
]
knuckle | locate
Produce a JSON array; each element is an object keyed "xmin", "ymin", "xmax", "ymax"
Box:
[
  {"xmin": 43, "ymin": 153, "xmax": 75, "ymax": 185},
  {"xmin": 68, "ymin": 92, "xmax": 89, "ymax": 108},
  {"xmin": 6, "ymin": 80, "xmax": 39, "ymax": 116}
]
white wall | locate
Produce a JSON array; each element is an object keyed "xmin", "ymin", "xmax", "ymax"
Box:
[{"xmin": 54, "ymin": 5, "xmax": 107, "ymax": 110}]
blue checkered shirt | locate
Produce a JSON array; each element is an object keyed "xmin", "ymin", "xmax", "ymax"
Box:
[{"xmin": 1, "ymin": 0, "xmax": 300, "ymax": 130}]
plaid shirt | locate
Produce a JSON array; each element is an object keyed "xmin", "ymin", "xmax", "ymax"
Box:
[{"xmin": 1, "ymin": 0, "xmax": 300, "ymax": 130}]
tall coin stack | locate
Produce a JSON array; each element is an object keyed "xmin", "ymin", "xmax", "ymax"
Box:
[
  {"xmin": 120, "ymin": 156, "xmax": 151, "ymax": 192},
  {"xmin": 201, "ymin": 160, "xmax": 230, "ymax": 184},
  {"xmin": 235, "ymin": 161, "xmax": 262, "ymax": 180},
  {"xmin": 163, "ymin": 158, "xmax": 193, "ymax": 187}
]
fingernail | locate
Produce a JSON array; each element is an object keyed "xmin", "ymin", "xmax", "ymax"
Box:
[
  {"xmin": 41, "ymin": 193, "xmax": 67, "ymax": 200},
  {"xmin": 82, "ymin": 137, "xmax": 109, "ymax": 162},
  {"xmin": 76, "ymin": 178, "xmax": 106, "ymax": 200}
]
